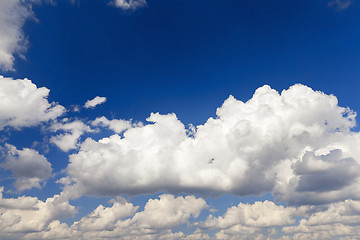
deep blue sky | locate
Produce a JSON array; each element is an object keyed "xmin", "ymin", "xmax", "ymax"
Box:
[{"xmin": 12, "ymin": 0, "xmax": 360, "ymax": 125}]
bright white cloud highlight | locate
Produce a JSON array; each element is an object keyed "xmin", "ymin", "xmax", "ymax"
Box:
[
  {"xmin": 0, "ymin": 0, "xmax": 36, "ymax": 71},
  {"xmin": 1, "ymin": 144, "xmax": 52, "ymax": 191},
  {"xmin": 0, "ymin": 76, "xmax": 65, "ymax": 130},
  {"xmin": 50, "ymin": 120, "xmax": 92, "ymax": 152},
  {"xmin": 92, "ymin": 116, "xmax": 133, "ymax": 133},
  {"xmin": 84, "ymin": 96, "xmax": 107, "ymax": 109},
  {"xmin": 0, "ymin": 188, "xmax": 76, "ymax": 239},
  {"xmin": 62, "ymin": 84, "xmax": 360, "ymax": 206},
  {"xmin": 112, "ymin": 0, "xmax": 147, "ymax": 10}
]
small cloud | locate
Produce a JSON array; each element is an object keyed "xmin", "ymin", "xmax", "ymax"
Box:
[
  {"xmin": 111, "ymin": 0, "xmax": 147, "ymax": 10},
  {"xmin": 84, "ymin": 96, "xmax": 107, "ymax": 109},
  {"xmin": 328, "ymin": 0, "xmax": 353, "ymax": 10}
]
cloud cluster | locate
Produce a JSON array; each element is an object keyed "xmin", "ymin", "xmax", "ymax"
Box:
[
  {"xmin": 0, "ymin": 187, "xmax": 76, "ymax": 239},
  {"xmin": 0, "ymin": 193, "xmax": 206, "ymax": 240},
  {"xmin": 61, "ymin": 84, "xmax": 360, "ymax": 206},
  {"xmin": 0, "ymin": 76, "xmax": 65, "ymax": 130},
  {"xmin": 0, "ymin": 144, "xmax": 52, "ymax": 191},
  {"xmin": 2, "ymin": 189, "xmax": 360, "ymax": 239}
]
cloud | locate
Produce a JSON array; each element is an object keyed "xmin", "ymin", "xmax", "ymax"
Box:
[
  {"xmin": 282, "ymin": 200, "xmax": 360, "ymax": 239},
  {"xmin": 50, "ymin": 119, "xmax": 92, "ymax": 152},
  {"xmin": 2, "ymin": 190, "xmax": 360, "ymax": 239},
  {"xmin": 1, "ymin": 144, "xmax": 52, "ymax": 191},
  {"xmin": 201, "ymin": 201, "xmax": 303, "ymax": 230},
  {"xmin": 111, "ymin": 0, "xmax": 147, "ymax": 10},
  {"xmin": 0, "ymin": 76, "xmax": 65, "ymax": 130},
  {"xmin": 19, "ymin": 194, "xmax": 207, "ymax": 240},
  {"xmin": 328, "ymin": 0, "xmax": 353, "ymax": 10},
  {"xmin": 0, "ymin": 0, "xmax": 37, "ymax": 71},
  {"xmin": 84, "ymin": 96, "xmax": 107, "ymax": 109},
  {"xmin": 0, "ymin": 188, "xmax": 76, "ymax": 238},
  {"xmin": 92, "ymin": 116, "xmax": 133, "ymax": 133},
  {"xmin": 61, "ymin": 84, "xmax": 360, "ymax": 206}
]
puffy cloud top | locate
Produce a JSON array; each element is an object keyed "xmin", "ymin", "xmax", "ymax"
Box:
[
  {"xmin": 0, "ymin": 76, "xmax": 65, "ymax": 130},
  {"xmin": 1, "ymin": 144, "xmax": 53, "ymax": 191},
  {"xmin": 62, "ymin": 84, "xmax": 360, "ymax": 206}
]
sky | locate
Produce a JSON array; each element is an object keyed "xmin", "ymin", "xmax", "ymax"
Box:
[{"xmin": 1, "ymin": 0, "xmax": 360, "ymax": 239}]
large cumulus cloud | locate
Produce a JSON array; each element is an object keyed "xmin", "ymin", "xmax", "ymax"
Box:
[{"xmin": 61, "ymin": 84, "xmax": 360, "ymax": 206}]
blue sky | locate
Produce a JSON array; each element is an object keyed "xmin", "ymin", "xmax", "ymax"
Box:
[{"xmin": 1, "ymin": 0, "xmax": 360, "ymax": 239}]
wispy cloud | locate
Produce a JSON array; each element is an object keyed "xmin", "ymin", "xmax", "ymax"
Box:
[
  {"xmin": 328, "ymin": 0, "xmax": 353, "ymax": 10},
  {"xmin": 111, "ymin": 0, "xmax": 147, "ymax": 10}
]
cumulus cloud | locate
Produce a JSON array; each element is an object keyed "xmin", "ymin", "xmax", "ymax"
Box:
[
  {"xmin": 112, "ymin": 0, "xmax": 147, "ymax": 10},
  {"xmin": 84, "ymin": 96, "xmax": 107, "ymax": 109},
  {"xmin": 0, "ymin": 0, "xmax": 37, "ymax": 71},
  {"xmin": 19, "ymin": 194, "xmax": 207, "ymax": 240},
  {"xmin": 0, "ymin": 188, "xmax": 76, "ymax": 239},
  {"xmin": 2, "ymin": 190, "xmax": 360, "ymax": 239},
  {"xmin": 50, "ymin": 120, "xmax": 92, "ymax": 152},
  {"xmin": 0, "ymin": 76, "xmax": 65, "ymax": 130},
  {"xmin": 92, "ymin": 116, "xmax": 133, "ymax": 133},
  {"xmin": 0, "ymin": 144, "xmax": 52, "ymax": 191},
  {"xmin": 61, "ymin": 84, "xmax": 360, "ymax": 206},
  {"xmin": 328, "ymin": 0, "xmax": 353, "ymax": 10},
  {"xmin": 201, "ymin": 201, "xmax": 302, "ymax": 230}
]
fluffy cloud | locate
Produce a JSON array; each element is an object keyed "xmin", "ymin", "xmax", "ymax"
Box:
[
  {"xmin": 0, "ymin": 0, "xmax": 37, "ymax": 71},
  {"xmin": 92, "ymin": 116, "xmax": 133, "ymax": 133},
  {"xmin": 2, "ymin": 190, "xmax": 360, "ymax": 239},
  {"xmin": 201, "ymin": 201, "xmax": 302, "ymax": 230},
  {"xmin": 112, "ymin": 0, "xmax": 147, "ymax": 10},
  {"xmin": 50, "ymin": 120, "xmax": 92, "ymax": 152},
  {"xmin": 20, "ymin": 194, "xmax": 206, "ymax": 240},
  {"xmin": 0, "ymin": 188, "xmax": 76, "ymax": 239},
  {"xmin": 84, "ymin": 96, "xmax": 107, "ymax": 109},
  {"xmin": 61, "ymin": 84, "xmax": 360, "ymax": 206},
  {"xmin": 0, "ymin": 144, "xmax": 52, "ymax": 191},
  {"xmin": 0, "ymin": 76, "xmax": 65, "ymax": 130},
  {"xmin": 282, "ymin": 200, "xmax": 360, "ymax": 239}
]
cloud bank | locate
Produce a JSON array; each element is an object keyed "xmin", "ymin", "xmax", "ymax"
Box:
[
  {"xmin": 61, "ymin": 84, "xmax": 360, "ymax": 207},
  {"xmin": 1, "ymin": 81, "xmax": 360, "ymax": 239}
]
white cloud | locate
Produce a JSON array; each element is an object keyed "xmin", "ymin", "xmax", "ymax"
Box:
[
  {"xmin": 84, "ymin": 96, "xmax": 107, "ymax": 109},
  {"xmin": 0, "ymin": 0, "xmax": 37, "ymax": 71},
  {"xmin": 0, "ymin": 76, "xmax": 65, "ymax": 130},
  {"xmin": 92, "ymin": 116, "xmax": 133, "ymax": 133},
  {"xmin": 50, "ymin": 120, "xmax": 92, "ymax": 152},
  {"xmin": 23, "ymin": 194, "xmax": 206, "ymax": 240},
  {"xmin": 61, "ymin": 84, "xmax": 360, "ymax": 206},
  {"xmin": 1, "ymin": 144, "xmax": 52, "ymax": 191},
  {"xmin": 0, "ymin": 188, "xmax": 75, "ymax": 238},
  {"xmin": 201, "ymin": 201, "xmax": 303, "ymax": 230},
  {"xmin": 328, "ymin": 0, "xmax": 353, "ymax": 10},
  {"xmin": 112, "ymin": 0, "xmax": 147, "ymax": 10}
]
